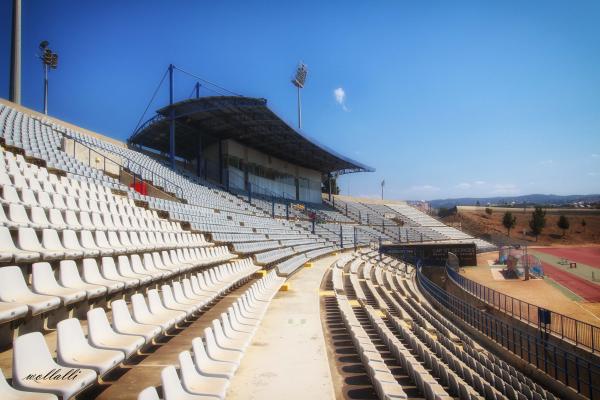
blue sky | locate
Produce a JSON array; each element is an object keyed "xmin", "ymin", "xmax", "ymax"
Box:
[{"xmin": 1, "ymin": 0, "xmax": 599, "ymax": 200}]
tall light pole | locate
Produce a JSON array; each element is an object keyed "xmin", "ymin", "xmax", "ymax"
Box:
[
  {"xmin": 39, "ymin": 41, "xmax": 58, "ymax": 115},
  {"xmin": 291, "ymin": 62, "xmax": 307, "ymax": 129},
  {"xmin": 9, "ymin": 0, "xmax": 22, "ymax": 104},
  {"xmin": 381, "ymin": 179, "xmax": 385, "ymax": 200}
]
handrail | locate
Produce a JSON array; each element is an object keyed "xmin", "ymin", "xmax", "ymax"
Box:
[
  {"xmin": 445, "ymin": 263, "xmax": 600, "ymax": 353},
  {"xmin": 62, "ymin": 133, "xmax": 184, "ymax": 199},
  {"xmin": 416, "ymin": 264, "xmax": 600, "ymax": 400}
]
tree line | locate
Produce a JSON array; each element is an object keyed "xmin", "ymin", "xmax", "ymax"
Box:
[{"xmin": 500, "ymin": 207, "xmax": 584, "ymax": 241}]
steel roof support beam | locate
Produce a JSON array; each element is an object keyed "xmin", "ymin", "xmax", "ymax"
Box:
[{"xmin": 169, "ymin": 64, "xmax": 176, "ymax": 169}]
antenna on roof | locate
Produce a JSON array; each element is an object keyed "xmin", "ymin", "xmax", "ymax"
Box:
[{"xmin": 291, "ymin": 62, "xmax": 308, "ymax": 129}]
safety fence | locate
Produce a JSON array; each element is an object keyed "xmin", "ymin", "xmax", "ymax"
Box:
[
  {"xmin": 446, "ymin": 265, "xmax": 600, "ymax": 353},
  {"xmin": 417, "ymin": 266, "xmax": 600, "ymax": 399}
]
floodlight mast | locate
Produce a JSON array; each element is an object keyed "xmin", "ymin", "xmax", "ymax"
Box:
[
  {"xmin": 291, "ymin": 62, "xmax": 307, "ymax": 129},
  {"xmin": 39, "ymin": 41, "xmax": 58, "ymax": 115}
]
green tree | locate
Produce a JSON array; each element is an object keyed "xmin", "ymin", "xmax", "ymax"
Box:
[
  {"xmin": 529, "ymin": 206, "xmax": 546, "ymax": 241},
  {"xmin": 581, "ymin": 219, "xmax": 587, "ymax": 232},
  {"xmin": 485, "ymin": 207, "xmax": 493, "ymax": 216},
  {"xmin": 502, "ymin": 212, "xmax": 517, "ymax": 237},
  {"xmin": 557, "ymin": 215, "xmax": 570, "ymax": 237},
  {"xmin": 437, "ymin": 206, "xmax": 457, "ymax": 218}
]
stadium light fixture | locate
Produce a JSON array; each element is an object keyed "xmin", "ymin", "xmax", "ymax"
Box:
[
  {"xmin": 291, "ymin": 62, "xmax": 308, "ymax": 129},
  {"xmin": 39, "ymin": 40, "xmax": 59, "ymax": 115}
]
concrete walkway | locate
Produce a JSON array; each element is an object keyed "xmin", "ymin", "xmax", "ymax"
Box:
[{"xmin": 227, "ymin": 254, "xmax": 341, "ymax": 400}]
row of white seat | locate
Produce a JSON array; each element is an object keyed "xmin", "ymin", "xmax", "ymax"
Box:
[
  {"xmin": 0, "ymin": 252, "xmax": 241, "ymax": 323},
  {"xmin": 4, "ymin": 260, "xmax": 259, "ymax": 399},
  {"xmin": 0, "ymin": 226, "xmax": 216, "ymax": 263},
  {"xmin": 138, "ymin": 271, "xmax": 284, "ymax": 400},
  {"xmin": 336, "ymin": 294, "xmax": 407, "ymax": 399},
  {"xmin": 0, "ymin": 201, "xmax": 184, "ymax": 237}
]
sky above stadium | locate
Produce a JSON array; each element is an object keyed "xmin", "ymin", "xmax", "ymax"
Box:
[{"xmin": 1, "ymin": 0, "xmax": 599, "ymax": 200}]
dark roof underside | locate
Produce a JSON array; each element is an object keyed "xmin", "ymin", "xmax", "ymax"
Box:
[{"xmin": 129, "ymin": 96, "xmax": 374, "ymax": 174}]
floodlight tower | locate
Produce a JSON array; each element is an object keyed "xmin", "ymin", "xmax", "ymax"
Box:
[
  {"xmin": 39, "ymin": 41, "xmax": 59, "ymax": 115},
  {"xmin": 291, "ymin": 62, "xmax": 308, "ymax": 129}
]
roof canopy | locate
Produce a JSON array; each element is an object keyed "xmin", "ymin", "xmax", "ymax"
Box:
[{"xmin": 129, "ymin": 96, "xmax": 374, "ymax": 175}]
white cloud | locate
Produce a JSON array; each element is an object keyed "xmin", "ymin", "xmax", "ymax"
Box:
[
  {"xmin": 592, "ymin": 154, "xmax": 599, "ymax": 158},
  {"xmin": 588, "ymin": 172, "xmax": 599, "ymax": 177},
  {"xmin": 333, "ymin": 87, "xmax": 349, "ymax": 112},
  {"xmin": 455, "ymin": 182, "xmax": 472, "ymax": 189},
  {"xmin": 409, "ymin": 184, "xmax": 439, "ymax": 192},
  {"xmin": 491, "ymin": 183, "xmax": 519, "ymax": 195},
  {"xmin": 474, "ymin": 180, "xmax": 486, "ymax": 185},
  {"xmin": 539, "ymin": 159, "xmax": 553, "ymax": 166}
]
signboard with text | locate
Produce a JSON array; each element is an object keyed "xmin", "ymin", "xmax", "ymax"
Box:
[{"xmin": 380, "ymin": 242, "xmax": 477, "ymax": 266}]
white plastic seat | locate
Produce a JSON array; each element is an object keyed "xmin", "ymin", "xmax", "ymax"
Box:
[
  {"xmin": 0, "ymin": 368, "xmax": 58, "ymax": 400},
  {"xmin": 17, "ymin": 227, "xmax": 63, "ymax": 261},
  {"xmin": 101, "ymin": 257, "xmax": 139, "ymax": 289},
  {"xmin": 191, "ymin": 337, "xmax": 236, "ymax": 379},
  {"xmin": 181, "ymin": 279, "xmax": 212, "ymax": 303},
  {"xmin": 61, "ymin": 229, "xmax": 100, "ymax": 257},
  {"xmin": 81, "ymin": 258, "xmax": 126, "ymax": 295},
  {"xmin": 211, "ymin": 320, "xmax": 245, "ymax": 352},
  {"xmin": 173, "ymin": 281, "xmax": 208, "ymax": 308},
  {"xmin": 0, "ymin": 300, "xmax": 29, "ymax": 324},
  {"xmin": 202, "ymin": 327, "xmax": 242, "ymax": 366},
  {"xmin": 178, "ymin": 351, "xmax": 229, "ymax": 399},
  {"xmin": 87, "ymin": 308, "xmax": 145, "ymax": 358},
  {"xmin": 31, "ymin": 262, "xmax": 87, "ymax": 306},
  {"xmin": 8, "ymin": 203, "xmax": 35, "ymax": 228},
  {"xmin": 138, "ymin": 387, "xmax": 160, "ymax": 400},
  {"xmin": 106, "ymin": 231, "xmax": 129, "ymax": 254},
  {"xmin": 131, "ymin": 293, "xmax": 176, "ymax": 331},
  {"xmin": 111, "ymin": 299, "xmax": 162, "ymax": 342},
  {"xmin": 30, "ymin": 206, "xmax": 54, "ymax": 230},
  {"xmin": 117, "ymin": 255, "xmax": 152, "ymax": 285},
  {"xmin": 58, "ymin": 260, "xmax": 107, "ymax": 299},
  {"xmin": 56, "ymin": 318, "xmax": 124, "ymax": 376},
  {"xmin": 48, "ymin": 209, "xmax": 69, "ymax": 231},
  {"xmin": 12, "ymin": 332, "xmax": 97, "ymax": 399},
  {"xmin": 95, "ymin": 230, "xmax": 127, "ymax": 255},
  {"xmin": 132, "ymin": 254, "xmax": 166, "ymax": 280},
  {"xmin": 63, "ymin": 209, "xmax": 83, "ymax": 229},
  {"xmin": 42, "ymin": 229, "xmax": 83, "ymax": 259},
  {"xmin": 161, "ymin": 366, "xmax": 219, "ymax": 400},
  {"xmin": 147, "ymin": 289, "xmax": 186, "ymax": 324},
  {"xmin": 0, "ymin": 185, "xmax": 23, "ymax": 205},
  {"xmin": 80, "ymin": 230, "xmax": 114, "ymax": 256},
  {"xmin": 160, "ymin": 284, "xmax": 198, "ymax": 316},
  {"xmin": 0, "ymin": 266, "xmax": 60, "ymax": 315}
]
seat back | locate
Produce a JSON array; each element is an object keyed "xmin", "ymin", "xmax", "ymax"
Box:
[
  {"xmin": 137, "ymin": 386, "xmax": 160, "ymax": 400},
  {"xmin": 0, "ymin": 266, "xmax": 31, "ymax": 300},
  {"xmin": 56, "ymin": 318, "xmax": 88, "ymax": 360},
  {"xmin": 12, "ymin": 332, "xmax": 56, "ymax": 380}
]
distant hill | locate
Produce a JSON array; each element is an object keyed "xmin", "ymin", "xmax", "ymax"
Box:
[{"xmin": 429, "ymin": 194, "xmax": 600, "ymax": 209}]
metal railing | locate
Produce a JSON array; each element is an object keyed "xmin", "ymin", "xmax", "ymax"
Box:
[
  {"xmin": 416, "ymin": 265, "xmax": 600, "ymax": 399},
  {"xmin": 63, "ymin": 134, "xmax": 184, "ymax": 199},
  {"xmin": 445, "ymin": 265, "xmax": 600, "ymax": 353}
]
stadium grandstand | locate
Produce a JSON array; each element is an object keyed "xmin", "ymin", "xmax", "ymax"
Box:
[{"xmin": 0, "ymin": 4, "xmax": 599, "ymax": 400}]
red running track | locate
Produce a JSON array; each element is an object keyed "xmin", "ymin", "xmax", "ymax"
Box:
[
  {"xmin": 541, "ymin": 261, "xmax": 600, "ymax": 302},
  {"xmin": 536, "ymin": 247, "xmax": 600, "ymax": 269}
]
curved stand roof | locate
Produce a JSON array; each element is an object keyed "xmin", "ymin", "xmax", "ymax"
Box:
[{"xmin": 129, "ymin": 96, "xmax": 374, "ymax": 175}]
